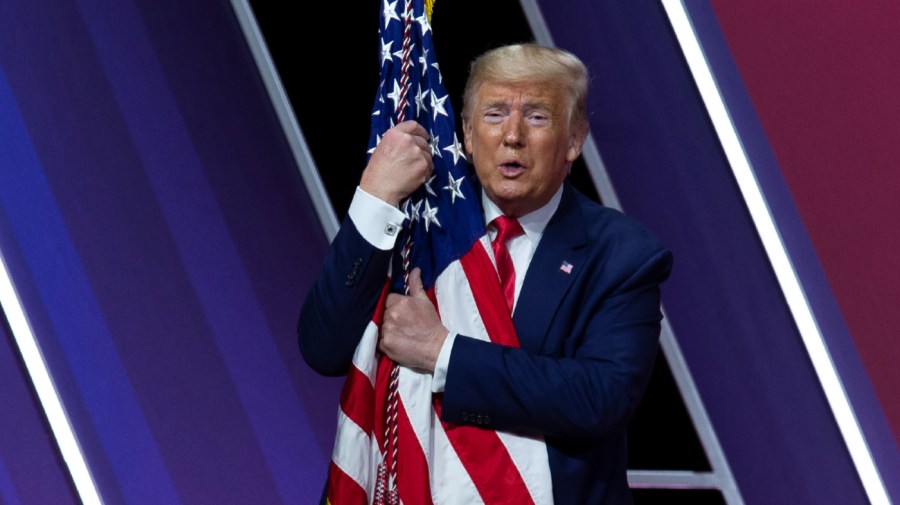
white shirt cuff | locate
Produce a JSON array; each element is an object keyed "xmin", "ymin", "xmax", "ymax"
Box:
[
  {"xmin": 348, "ymin": 187, "xmax": 406, "ymax": 251},
  {"xmin": 431, "ymin": 332, "xmax": 457, "ymax": 393}
]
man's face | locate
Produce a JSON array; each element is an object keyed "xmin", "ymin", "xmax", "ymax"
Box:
[{"xmin": 463, "ymin": 80, "xmax": 586, "ymax": 217}]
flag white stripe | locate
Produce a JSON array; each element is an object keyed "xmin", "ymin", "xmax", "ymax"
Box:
[
  {"xmin": 431, "ymin": 416, "xmax": 484, "ymax": 505},
  {"xmin": 332, "ymin": 408, "xmax": 374, "ymax": 494},
  {"xmin": 497, "ymin": 431, "xmax": 553, "ymax": 504},
  {"xmin": 351, "ymin": 320, "xmax": 380, "ymax": 385},
  {"xmin": 396, "ymin": 365, "xmax": 434, "ymax": 467},
  {"xmin": 434, "ymin": 257, "xmax": 491, "ymax": 344},
  {"xmin": 435, "ymin": 253, "xmax": 554, "ymax": 503}
]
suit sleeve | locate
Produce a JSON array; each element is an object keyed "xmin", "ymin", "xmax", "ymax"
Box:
[
  {"xmin": 297, "ymin": 218, "xmax": 393, "ymax": 376},
  {"xmin": 439, "ymin": 244, "xmax": 673, "ymax": 442}
]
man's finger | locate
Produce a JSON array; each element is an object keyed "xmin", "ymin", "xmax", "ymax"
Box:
[
  {"xmin": 396, "ymin": 120, "xmax": 429, "ymax": 140},
  {"xmin": 385, "ymin": 293, "xmax": 403, "ymax": 308},
  {"xmin": 412, "ymin": 134, "xmax": 431, "ymax": 152},
  {"xmin": 407, "ymin": 268, "xmax": 428, "ymax": 300}
]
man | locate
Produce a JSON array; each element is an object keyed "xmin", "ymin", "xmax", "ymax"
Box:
[{"xmin": 299, "ymin": 43, "xmax": 672, "ymax": 504}]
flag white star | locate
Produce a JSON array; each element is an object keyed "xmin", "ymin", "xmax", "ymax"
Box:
[
  {"xmin": 432, "ymin": 61, "xmax": 442, "ymax": 83},
  {"xmin": 415, "ymin": 11, "xmax": 432, "ymax": 37},
  {"xmin": 442, "ymin": 132, "xmax": 466, "ymax": 164},
  {"xmin": 380, "ymin": 39, "xmax": 394, "ymax": 66},
  {"xmin": 402, "ymin": 198, "xmax": 411, "ymax": 220},
  {"xmin": 443, "ymin": 173, "xmax": 466, "ymax": 204},
  {"xmin": 418, "ymin": 48, "xmax": 430, "ymax": 76},
  {"xmin": 430, "ymin": 90, "xmax": 448, "ymax": 120},
  {"xmin": 429, "ymin": 133, "xmax": 441, "ymax": 157},
  {"xmin": 382, "ymin": 0, "xmax": 400, "ymax": 29},
  {"xmin": 415, "ymin": 85, "xmax": 428, "ymax": 117},
  {"xmin": 424, "ymin": 174, "xmax": 437, "ymax": 196},
  {"xmin": 422, "ymin": 199, "xmax": 441, "ymax": 231},
  {"xmin": 408, "ymin": 199, "xmax": 422, "ymax": 222},
  {"xmin": 387, "ymin": 79, "xmax": 403, "ymax": 112}
]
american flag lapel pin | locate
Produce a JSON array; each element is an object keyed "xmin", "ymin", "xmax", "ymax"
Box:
[{"xmin": 559, "ymin": 260, "xmax": 573, "ymax": 274}]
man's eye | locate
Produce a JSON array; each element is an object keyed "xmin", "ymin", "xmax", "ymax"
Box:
[{"xmin": 484, "ymin": 111, "xmax": 504, "ymax": 123}]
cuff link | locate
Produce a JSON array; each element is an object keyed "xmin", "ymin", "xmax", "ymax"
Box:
[{"xmin": 384, "ymin": 223, "xmax": 399, "ymax": 236}]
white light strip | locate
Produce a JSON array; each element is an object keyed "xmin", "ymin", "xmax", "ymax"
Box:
[
  {"xmin": 661, "ymin": 2, "xmax": 890, "ymax": 504},
  {"xmin": 0, "ymin": 253, "xmax": 103, "ymax": 504}
]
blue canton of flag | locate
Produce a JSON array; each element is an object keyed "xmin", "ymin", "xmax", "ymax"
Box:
[{"xmin": 368, "ymin": 0, "xmax": 484, "ymax": 293}]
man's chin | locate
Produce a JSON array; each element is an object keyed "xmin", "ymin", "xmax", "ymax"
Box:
[{"xmin": 489, "ymin": 193, "xmax": 534, "ymax": 218}]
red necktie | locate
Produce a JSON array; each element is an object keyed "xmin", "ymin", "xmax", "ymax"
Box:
[{"xmin": 491, "ymin": 216, "xmax": 524, "ymax": 313}]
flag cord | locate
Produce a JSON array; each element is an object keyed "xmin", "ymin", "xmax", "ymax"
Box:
[{"xmin": 375, "ymin": 1, "xmax": 416, "ymax": 503}]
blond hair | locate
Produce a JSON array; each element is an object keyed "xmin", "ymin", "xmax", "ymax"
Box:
[{"xmin": 462, "ymin": 43, "xmax": 589, "ymax": 127}]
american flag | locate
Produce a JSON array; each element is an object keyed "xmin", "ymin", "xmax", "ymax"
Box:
[
  {"xmin": 369, "ymin": 0, "xmax": 483, "ymax": 292},
  {"xmin": 326, "ymin": 1, "xmax": 552, "ymax": 503}
]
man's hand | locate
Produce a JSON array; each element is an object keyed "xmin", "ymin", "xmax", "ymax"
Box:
[
  {"xmin": 379, "ymin": 268, "xmax": 448, "ymax": 372},
  {"xmin": 360, "ymin": 121, "xmax": 433, "ymax": 207}
]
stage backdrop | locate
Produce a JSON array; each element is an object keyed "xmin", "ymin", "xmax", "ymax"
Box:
[{"xmin": 1, "ymin": 1, "xmax": 897, "ymax": 504}]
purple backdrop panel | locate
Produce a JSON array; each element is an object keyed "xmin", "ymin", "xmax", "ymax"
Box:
[
  {"xmin": 705, "ymin": 0, "xmax": 900, "ymax": 477},
  {"xmin": 706, "ymin": 4, "xmax": 900, "ymax": 444},
  {"xmin": 687, "ymin": 1, "xmax": 900, "ymax": 498},
  {"xmin": 537, "ymin": 1, "xmax": 868, "ymax": 504},
  {"xmin": 0, "ymin": 315, "xmax": 79, "ymax": 505},
  {"xmin": 0, "ymin": 1, "xmax": 338, "ymax": 504}
]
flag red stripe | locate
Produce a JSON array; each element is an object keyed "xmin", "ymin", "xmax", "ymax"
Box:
[
  {"xmin": 396, "ymin": 398, "xmax": 435, "ymax": 505},
  {"xmin": 437, "ymin": 246, "xmax": 535, "ymax": 504},
  {"xmin": 459, "ymin": 244, "xmax": 521, "ymax": 347},
  {"xmin": 339, "ymin": 366, "xmax": 374, "ymax": 434},
  {"xmin": 434, "ymin": 401, "xmax": 535, "ymax": 505},
  {"xmin": 328, "ymin": 461, "xmax": 369, "ymax": 505}
]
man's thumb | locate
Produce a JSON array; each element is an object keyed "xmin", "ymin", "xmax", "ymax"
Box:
[{"xmin": 408, "ymin": 267, "xmax": 428, "ymax": 299}]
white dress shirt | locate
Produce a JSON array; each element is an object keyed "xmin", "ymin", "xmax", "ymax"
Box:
[{"xmin": 348, "ymin": 185, "xmax": 564, "ymax": 391}]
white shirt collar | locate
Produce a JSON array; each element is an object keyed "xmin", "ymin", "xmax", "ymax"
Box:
[{"xmin": 481, "ymin": 184, "xmax": 564, "ymax": 240}]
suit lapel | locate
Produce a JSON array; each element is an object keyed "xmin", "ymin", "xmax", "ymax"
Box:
[{"xmin": 513, "ymin": 183, "xmax": 588, "ymax": 353}]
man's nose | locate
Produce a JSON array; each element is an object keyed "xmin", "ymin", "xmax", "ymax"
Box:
[{"xmin": 502, "ymin": 115, "xmax": 525, "ymax": 147}]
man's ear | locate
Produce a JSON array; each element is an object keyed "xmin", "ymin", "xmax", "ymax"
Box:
[{"xmin": 566, "ymin": 121, "xmax": 589, "ymax": 163}]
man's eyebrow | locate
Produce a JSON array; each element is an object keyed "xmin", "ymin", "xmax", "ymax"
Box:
[
  {"xmin": 480, "ymin": 98, "xmax": 510, "ymax": 109},
  {"xmin": 522, "ymin": 95, "xmax": 552, "ymax": 108},
  {"xmin": 523, "ymin": 101, "xmax": 552, "ymax": 111},
  {"xmin": 479, "ymin": 98, "xmax": 552, "ymax": 111}
]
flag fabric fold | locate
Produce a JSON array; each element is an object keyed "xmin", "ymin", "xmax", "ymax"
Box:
[{"xmin": 327, "ymin": 1, "xmax": 552, "ymax": 503}]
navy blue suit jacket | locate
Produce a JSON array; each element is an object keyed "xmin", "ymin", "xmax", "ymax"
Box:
[{"xmin": 298, "ymin": 182, "xmax": 673, "ymax": 504}]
